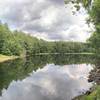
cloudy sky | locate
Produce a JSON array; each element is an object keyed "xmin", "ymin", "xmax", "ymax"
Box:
[{"xmin": 0, "ymin": 0, "xmax": 92, "ymax": 42}]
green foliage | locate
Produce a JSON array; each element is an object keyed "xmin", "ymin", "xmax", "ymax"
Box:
[
  {"xmin": 75, "ymin": 86, "xmax": 100, "ymax": 100},
  {"xmin": 0, "ymin": 22, "xmax": 92, "ymax": 56},
  {"xmin": 64, "ymin": 0, "xmax": 92, "ymax": 10},
  {"xmin": 65, "ymin": 0, "xmax": 100, "ymax": 54},
  {"xmin": 87, "ymin": 0, "xmax": 100, "ymax": 53}
]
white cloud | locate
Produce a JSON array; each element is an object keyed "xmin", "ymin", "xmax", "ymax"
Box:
[
  {"xmin": 0, "ymin": 64, "xmax": 93, "ymax": 100},
  {"xmin": 0, "ymin": 0, "xmax": 92, "ymax": 42}
]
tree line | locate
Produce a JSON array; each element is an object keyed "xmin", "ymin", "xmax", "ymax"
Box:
[{"xmin": 0, "ymin": 22, "xmax": 93, "ymax": 56}]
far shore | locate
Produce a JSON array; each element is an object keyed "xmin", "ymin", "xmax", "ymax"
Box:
[
  {"xmin": 34, "ymin": 52, "xmax": 94, "ymax": 55},
  {"xmin": 0, "ymin": 53, "xmax": 95, "ymax": 63}
]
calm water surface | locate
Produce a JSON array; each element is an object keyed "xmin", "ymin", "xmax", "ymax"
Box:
[{"xmin": 0, "ymin": 55, "xmax": 97, "ymax": 100}]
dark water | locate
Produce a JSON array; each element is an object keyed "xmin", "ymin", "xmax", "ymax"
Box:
[{"xmin": 0, "ymin": 55, "xmax": 99, "ymax": 100}]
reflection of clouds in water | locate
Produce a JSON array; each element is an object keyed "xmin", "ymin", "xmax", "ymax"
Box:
[{"xmin": 0, "ymin": 64, "xmax": 93, "ymax": 100}]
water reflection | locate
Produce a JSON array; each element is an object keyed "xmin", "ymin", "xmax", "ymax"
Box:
[
  {"xmin": 0, "ymin": 55, "xmax": 95, "ymax": 93},
  {"xmin": 0, "ymin": 64, "xmax": 93, "ymax": 100}
]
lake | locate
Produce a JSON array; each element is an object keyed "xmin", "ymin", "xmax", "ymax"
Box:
[{"xmin": 0, "ymin": 54, "xmax": 99, "ymax": 100}]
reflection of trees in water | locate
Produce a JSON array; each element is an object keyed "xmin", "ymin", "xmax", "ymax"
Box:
[{"xmin": 0, "ymin": 54, "xmax": 99, "ymax": 95}]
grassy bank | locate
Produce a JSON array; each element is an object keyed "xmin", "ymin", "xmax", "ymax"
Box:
[
  {"xmin": 0, "ymin": 54, "xmax": 18, "ymax": 63},
  {"xmin": 84, "ymin": 86, "xmax": 100, "ymax": 100},
  {"xmin": 74, "ymin": 85, "xmax": 100, "ymax": 100}
]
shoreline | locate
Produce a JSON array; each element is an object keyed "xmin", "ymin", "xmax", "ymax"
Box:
[
  {"xmin": 0, "ymin": 52, "xmax": 95, "ymax": 63},
  {"xmin": 0, "ymin": 54, "xmax": 19, "ymax": 63},
  {"xmin": 34, "ymin": 52, "xmax": 94, "ymax": 55}
]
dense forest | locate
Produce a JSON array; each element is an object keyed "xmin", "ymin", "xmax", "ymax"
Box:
[{"xmin": 0, "ymin": 22, "xmax": 93, "ymax": 56}]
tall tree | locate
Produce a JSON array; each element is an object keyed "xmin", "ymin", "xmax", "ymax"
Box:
[{"xmin": 65, "ymin": 0, "xmax": 100, "ymax": 53}]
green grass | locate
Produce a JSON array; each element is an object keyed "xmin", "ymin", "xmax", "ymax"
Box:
[{"xmin": 74, "ymin": 85, "xmax": 100, "ymax": 100}]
